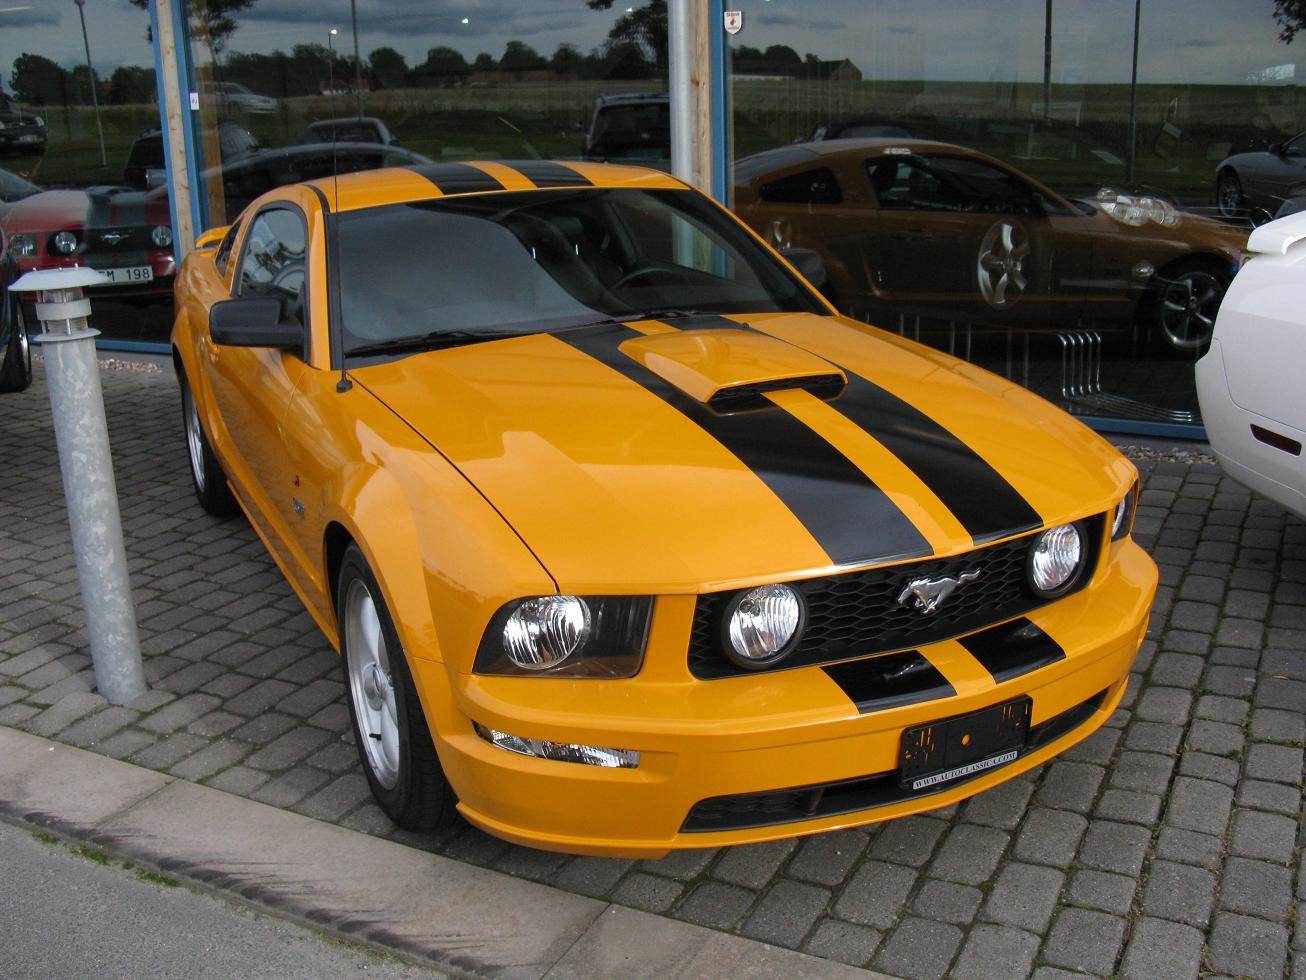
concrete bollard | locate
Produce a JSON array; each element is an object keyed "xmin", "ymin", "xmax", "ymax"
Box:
[{"xmin": 8, "ymin": 268, "xmax": 147, "ymax": 705}]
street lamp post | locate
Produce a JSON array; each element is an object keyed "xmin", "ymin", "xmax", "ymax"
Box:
[
  {"xmin": 73, "ymin": 0, "xmax": 107, "ymax": 168},
  {"xmin": 350, "ymin": 0, "xmax": 363, "ymax": 118},
  {"xmin": 327, "ymin": 28, "xmax": 338, "ymax": 95}
]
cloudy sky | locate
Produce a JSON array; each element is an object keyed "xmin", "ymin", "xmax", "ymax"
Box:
[{"xmin": 0, "ymin": 0, "xmax": 1297, "ymax": 88}]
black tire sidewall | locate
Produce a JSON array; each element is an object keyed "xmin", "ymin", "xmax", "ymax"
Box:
[{"xmin": 180, "ymin": 372, "xmax": 237, "ymax": 516}]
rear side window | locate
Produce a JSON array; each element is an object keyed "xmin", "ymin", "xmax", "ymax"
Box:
[{"xmin": 759, "ymin": 168, "xmax": 844, "ymax": 205}]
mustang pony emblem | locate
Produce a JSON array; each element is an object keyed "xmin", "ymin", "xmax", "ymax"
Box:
[{"xmin": 897, "ymin": 569, "xmax": 982, "ymax": 615}]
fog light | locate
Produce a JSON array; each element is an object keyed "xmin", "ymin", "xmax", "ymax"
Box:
[
  {"xmin": 53, "ymin": 231, "xmax": 78, "ymax": 255},
  {"xmin": 474, "ymin": 722, "xmax": 639, "ymax": 768},
  {"xmin": 723, "ymin": 583, "xmax": 803, "ymax": 669},
  {"xmin": 1028, "ymin": 523, "xmax": 1085, "ymax": 596},
  {"xmin": 7, "ymin": 232, "xmax": 35, "ymax": 257},
  {"xmin": 151, "ymin": 224, "xmax": 173, "ymax": 248}
]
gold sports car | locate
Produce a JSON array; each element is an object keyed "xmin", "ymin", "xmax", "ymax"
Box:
[{"xmin": 172, "ymin": 160, "xmax": 1156, "ymax": 857}]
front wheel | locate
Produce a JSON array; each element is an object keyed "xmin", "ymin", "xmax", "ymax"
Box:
[
  {"xmin": 338, "ymin": 544, "xmax": 457, "ymax": 832},
  {"xmin": 0, "ymin": 294, "xmax": 32, "ymax": 393},
  {"xmin": 1153, "ymin": 260, "xmax": 1229, "ymax": 353},
  {"xmin": 180, "ymin": 373, "xmax": 237, "ymax": 516}
]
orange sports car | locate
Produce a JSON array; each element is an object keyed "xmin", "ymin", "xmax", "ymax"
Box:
[{"xmin": 171, "ymin": 159, "xmax": 1155, "ymax": 856}]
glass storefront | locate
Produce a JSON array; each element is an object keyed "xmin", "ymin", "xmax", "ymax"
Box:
[
  {"xmin": 0, "ymin": 1, "xmax": 173, "ymax": 343},
  {"xmin": 726, "ymin": 0, "xmax": 1300, "ymax": 432}
]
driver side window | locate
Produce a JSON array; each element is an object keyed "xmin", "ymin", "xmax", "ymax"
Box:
[{"xmin": 237, "ymin": 207, "xmax": 308, "ymax": 336}]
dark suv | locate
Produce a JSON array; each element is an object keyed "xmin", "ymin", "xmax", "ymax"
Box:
[{"xmin": 0, "ymin": 94, "xmax": 47, "ymax": 154}]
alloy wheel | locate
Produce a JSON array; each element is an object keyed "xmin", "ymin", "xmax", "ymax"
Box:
[
  {"xmin": 977, "ymin": 221, "xmax": 1030, "ymax": 309},
  {"xmin": 1158, "ymin": 270, "xmax": 1222, "ymax": 351},
  {"xmin": 344, "ymin": 578, "xmax": 401, "ymax": 790}
]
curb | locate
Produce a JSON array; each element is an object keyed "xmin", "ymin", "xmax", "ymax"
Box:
[{"xmin": 0, "ymin": 726, "xmax": 893, "ymax": 979}]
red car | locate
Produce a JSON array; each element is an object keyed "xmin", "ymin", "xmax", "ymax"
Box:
[{"xmin": 0, "ymin": 186, "xmax": 175, "ymax": 298}]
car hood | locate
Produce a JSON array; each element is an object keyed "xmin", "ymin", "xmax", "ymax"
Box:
[
  {"xmin": 353, "ymin": 313, "xmax": 1133, "ymax": 592},
  {"xmin": 2, "ymin": 187, "xmax": 169, "ymax": 232}
]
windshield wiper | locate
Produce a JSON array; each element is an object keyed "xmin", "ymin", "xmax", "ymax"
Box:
[{"xmin": 345, "ymin": 329, "xmax": 524, "ymax": 358}]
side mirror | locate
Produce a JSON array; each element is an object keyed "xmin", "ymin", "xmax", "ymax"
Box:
[
  {"xmin": 209, "ymin": 298, "xmax": 302, "ymax": 349},
  {"xmin": 780, "ymin": 247, "xmax": 829, "ymax": 290},
  {"xmin": 1269, "ymin": 142, "xmax": 1284, "ymax": 156}
]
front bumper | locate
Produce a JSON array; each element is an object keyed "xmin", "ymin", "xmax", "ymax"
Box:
[{"xmin": 413, "ymin": 537, "xmax": 1156, "ymax": 858}]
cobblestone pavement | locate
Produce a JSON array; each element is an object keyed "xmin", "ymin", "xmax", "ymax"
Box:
[{"xmin": 2, "ymin": 359, "xmax": 1302, "ymax": 980}]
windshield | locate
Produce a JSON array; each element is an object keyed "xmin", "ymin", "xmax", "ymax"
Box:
[{"xmin": 336, "ymin": 187, "xmax": 824, "ymax": 356}]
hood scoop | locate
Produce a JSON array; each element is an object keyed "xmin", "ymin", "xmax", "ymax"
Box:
[{"xmin": 619, "ymin": 328, "xmax": 846, "ymax": 412}]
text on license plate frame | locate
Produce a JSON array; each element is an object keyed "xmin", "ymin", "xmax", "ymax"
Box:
[
  {"xmin": 899, "ymin": 696, "xmax": 1032, "ymax": 791},
  {"xmin": 100, "ymin": 266, "xmax": 154, "ymax": 285}
]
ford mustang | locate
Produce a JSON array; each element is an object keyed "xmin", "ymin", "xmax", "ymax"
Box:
[{"xmin": 172, "ymin": 160, "xmax": 1156, "ymax": 857}]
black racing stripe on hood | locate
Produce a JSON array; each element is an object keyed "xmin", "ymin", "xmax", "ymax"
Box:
[
  {"xmin": 507, "ymin": 161, "xmax": 593, "ymax": 188},
  {"xmin": 555, "ymin": 323, "xmax": 932, "ymax": 567},
  {"xmin": 405, "ymin": 162, "xmax": 505, "ymax": 196},
  {"xmin": 828, "ymin": 374, "xmax": 1042, "ymax": 544}
]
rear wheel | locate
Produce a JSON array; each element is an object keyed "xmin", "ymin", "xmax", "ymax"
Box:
[
  {"xmin": 180, "ymin": 373, "xmax": 237, "ymax": 516},
  {"xmin": 338, "ymin": 544, "xmax": 457, "ymax": 832},
  {"xmin": 0, "ymin": 294, "xmax": 32, "ymax": 393},
  {"xmin": 1153, "ymin": 259, "xmax": 1229, "ymax": 353},
  {"xmin": 1216, "ymin": 170, "xmax": 1244, "ymax": 220}
]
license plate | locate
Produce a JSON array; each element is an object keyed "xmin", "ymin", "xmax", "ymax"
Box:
[
  {"xmin": 100, "ymin": 266, "xmax": 154, "ymax": 285},
  {"xmin": 19, "ymin": 134, "xmax": 40, "ymax": 144},
  {"xmin": 900, "ymin": 697, "xmax": 1031, "ymax": 791}
]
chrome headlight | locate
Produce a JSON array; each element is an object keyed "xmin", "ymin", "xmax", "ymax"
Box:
[
  {"xmin": 476, "ymin": 595, "xmax": 653, "ymax": 677},
  {"xmin": 151, "ymin": 224, "xmax": 173, "ymax": 248},
  {"xmin": 1112, "ymin": 484, "xmax": 1138, "ymax": 541},
  {"xmin": 52, "ymin": 231, "xmax": 78, "ymax": 255},
  {"xmin": 7, "ymin": 232, "xmax": 35, "ymax": 257},
  {"xmin": 722, "ymin": 583, "xmax": 804, "ymax": 669},
  {"xmin": 1028, "ymin": 523, "xmax": 1086, "ymax": 597}
]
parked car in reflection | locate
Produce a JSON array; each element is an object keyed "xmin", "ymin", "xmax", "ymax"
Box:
[
  {"xmin": 1216, "ymin": 132, "xmax": 1306, "ymax": 223},
  {"xmin": 1197, "ymin": 210, "xmax": 1306, "ymax": 518},
  {"xmin": 0, "ymin": 233, "xmax": 31, "ymax": 392},
  {"xmin": 0, "ymin": 93, "xmax": 47, "ymax": 154},
  {"xmin": 582, "ymin": 93, "xmax": 670, "ymax": 170},
  {"xmin": 734, "ymin": 139, "xmax": 1248, "ymax": 351},
  {"xmin": 299, "ymin": 116, "xmax": 395, "ymax": 146},
  {"xmin": 124, "ymin": 122, "xmax": 262, "ymax": 190},
  {"xmin": 201, "ymin": 81, "xmax": 278, "ymax": 114},
  {"xmin": 0, "ymin": 186, "xmax": 176, "ymax": 298},
  {"xmin": 0, "ymin": 166, "xmax": 40, "ymax": 204}
]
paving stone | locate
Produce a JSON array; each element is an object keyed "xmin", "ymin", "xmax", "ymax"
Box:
[
  {"xmin": 1093, "ymin": 787, "xmax": 1162, "ymax": 825},
  {"xmin": 1109, "ymin": 750, "xmax": 1174, "ymax": 793},
  {"xmin": 950, "ymin": 924, "xmax": 1038, "ymax": 980},
  {"xmin": 927, "ymin": 823, "xmax": 1007, "ymax": 886},
  {"xmin": 873, "ymin": 917, "xmax": 961, "ymax": 980},
  {"xmin": 1119, "ymin": 917, "xmax": 1205, "ymax": 980},
  {"xmin": 1249, "ymin": 708, "xmax": 1306, "ymax": 744},
  {"xmin": 248, "ymin": 766, "xmax": 332, "ymax": 809},
  {"xmin": 169, "ymin": 739, "xmax": 251, "ymax": 781},
  {"xmin": 1178, "ymin": 750, "xmax": 1242, "ymax": 787},
  {"xmin": 1245, "ymin": 742, "xmax": 1304, "ymax": 785},
  {"xmin": 1205, "ymin": 664, "xmax": 1257, "ymax": 698},
  {"xmin": 26, "ymin": 691, "xmax": 108, "ymax": 738},
  {"xmin": 1154, "ymin": 826, "xmax": 1224, "ymax": 871},
  {"xmin": 868, "ymin": 816, "xmax": 947, "ymax": 867},
  {"xmin": 1219, "ymin": 857, "xmax": 1293, "ymax": 920},
  {"xmin": 244, "ymin": 725, "xmax": 333, "ymax": 771},
  {"xmin": 1207, "ymin": 912, "xmax": 1290, "ymax": 980},
  {"xmin": 1042, "ymin": 907, "xmax": 1125, "ymax": 976},
  {"xmin": 960, "ymin": 776, "xmax": 1036, "ymax": 829},
  {"xmin": 1255, "ymin": 675, "xmax": 1306, "ymax": 712},
  {"xmin": 1188, "ymin": 718, "xmax": 1246, "ymax": 757},
  {"xmin": 1237, "ymin": 778, "xmax": 1303, "ymax": 816},
  {"xmin": 1035, "ymin": 760, "xmax": 1103, "ymax": 813},
  {"xmin": 785, "ymin": 829, "xmax": 866, "ymax": 887},
  {"xmin": 834, "ymin": 860, "xmax": 916, "ymax": 928},
  {"xmin": 155, "ymin": 661, "xmax": 225, "ymax": 695},
  {"xmin": 980, "ymin": 862, "xmax": 1063, "ymax": 933},
  {"xmin": 124, "ymin": 688, "xmax": 176, "ymax": 712},
  {"xmin": 137, "ymin": 693, "xmax": 221, "ymax": 734},
  {"xmin": 911, "ymin": 879, "xmax": 981, "ymax": 924},
  {"xmin": 1229, "ymin": 809, "xmax": 1298, "ymax": 864},
  {"xmin": 1134, "ymin": 686, "xmax": 1193, "ymax": 725},
  {"xmin": 740, "ymin": 880, "xmax": 829, "ymax": 949},
  {"xmin": 57, "ymin": 706, "xmax": 139, "ymax": 747},
  {"xmin": 550, "ymin": 856, "xmax": 634, "ymax": 899},
  {"xmin": 186, "ymin": 710, "xmax": 243, "ymax": 738},
  {"xmin": 1165, "ymin": 776, "xmax": 1233, "ymax": 836},
  {"xmin": 87, "ymin": 728, "xmax": 158, "ymax": 762},
  {"xmin": 1217, "ymin": 617, "xmax": 1265, "ymax": 649},
  {"xmin": 1124, "ymin": 720, "xmax": 1183, "ymax": 755},
  {"xmin": 1196, "ymin": 694, "xmax": 1251, "ymax": 724},
  {"xmin": 673, "ymin": 881, "xmax": 755, "ymax": 931},
  {"xmin": 1078, "ymin": 819, "xmax": 1150, "ymax": 876},
  {"xmin": 1142, "ymin": 860, "xmax": 1217, "ymax": 928},
  {"xmin": 610, "ymin": 872, "xmax": 683, "ymax": 914},
  {"xmin": 223, "ymin": 678, "xmax": 297, "ymax": 717},
  {"xmin": 1060, "ymin": 727, "xmax": 1120, "ymax": 766},
  {"xmin": 1169, "ymin": 600, "xmax": 1217, "ymax": 633},
  {"xmin": 228, "ymin": 712, "xmax": 298, "ymax": 746},
  {"xmin": 490, "ymin": 845, "xmax": 570, "ymax": 884},
  {"xmin": 711, "ymin": 838, "xmax": 795, "ymax": 889},
  {"xmin": 802, "ymin": 919, "xmax": 881, "ymax": 968},
  {"xmin": 130, "ymin": 732, "xmax": 211, "ymax": 770},
  {"xmin": 1067, "ymin": 869, "xmax": 1136, "ymax": 915},
  {"xmin": 276, "ymin": 678, "xmax": 345, "ymax": 718},
  {"xmin": 1012, "ymin": 807, "xmax": 1086, "ymax": 866},
  {"xmin": 1260, "ymin": 647, "xmax": 1306, "ymax": 680}
]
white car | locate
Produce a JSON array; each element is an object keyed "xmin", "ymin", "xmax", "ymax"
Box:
[{"xmin": 1196, "ymin": 211, "xmax": 1306, "ymax": 517}]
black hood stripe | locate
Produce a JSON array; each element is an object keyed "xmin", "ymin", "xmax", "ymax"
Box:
[
  {"xmin": 405, "ymin": 162, "xmax": 505, "ymax": 196},
  {"xmin": 507, "ymin": 161, "xmax": 594, "ymax": 188},
  {"xmin": 649, "ymin": 315, "xmax": 1042, "ymax": 544},
  {"xmin": 957, "ymin": 617, "xmax": 1065, "ymax": 683},
  {"xmin": 556, "ymin": 323, "xmax": 932, "ymax": 567}
]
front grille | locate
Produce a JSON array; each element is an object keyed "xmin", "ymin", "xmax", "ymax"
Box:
[
  {"xmin": 681, "ymin": 687, "xmax": 1109, "ymax": 833},
  {"xmin": 688, "ymin": 515, "xmax": 1104, "ymax": 679}
]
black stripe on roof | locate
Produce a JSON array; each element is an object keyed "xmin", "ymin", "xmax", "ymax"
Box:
[
  {"xmin": 506, "ymin": 161, "xmax": 594, "ymax": 188},
  {"xmin": 405, "ymin": 162, "xmax": 505, "ymax": 195},
  {"xmin": 555, "ymin": 323, "xmax": 932, "ymax": 567}
]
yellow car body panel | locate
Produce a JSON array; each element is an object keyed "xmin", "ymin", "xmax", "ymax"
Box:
[{"xmin": 172, "ymin": 160, "xmax": 1156, "ymax": 857}]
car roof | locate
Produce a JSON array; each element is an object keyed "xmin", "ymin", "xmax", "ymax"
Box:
[
  {"xmin": 307, "ymin": 160, "xmax": 686, "ymax": 213},
  {"xmin": 734, "ymin": 138, "xmax": 1004, "ymax": 180}
]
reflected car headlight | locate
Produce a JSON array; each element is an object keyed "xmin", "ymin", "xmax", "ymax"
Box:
[
  {"xmin": 52, "ymin": 231, "xmax": 78, "ymax": 255},
  {"xmin": 1095, "ymin": 189, "xmax": 1180, "ymax": 228},
  {"xmin": 151, "ymin": 224, "xmax": 173, "ymax": 249},
  {"xmin": 7, "ymin": 232, "xmax": 35, "ymax": 256},
  {"xmin": 33, "ymin": 116, "xmax": 45, "ymax": 128}
]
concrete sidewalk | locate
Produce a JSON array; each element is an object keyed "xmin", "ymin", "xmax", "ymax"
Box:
[{"xmin": 1, "ymin": 356, "xmax": 1301, "ymax": 979}]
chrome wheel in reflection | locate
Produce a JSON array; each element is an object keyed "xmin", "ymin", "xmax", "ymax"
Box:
[
  {"xmin": 977, "ymin": 220, "xmax": 1030, "ymax": 309},
  {"xmin": 1158, "ymin": 268, "xmax": 1223, "ymax": 352},
  {"xmin": 344, "ymin": 577, "xmax": 401, "ymax": 790}
]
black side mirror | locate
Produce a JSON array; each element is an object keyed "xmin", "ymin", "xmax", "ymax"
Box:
[
  {"xmin": 209, "ymin": 297, "xmax": 302, "ymax": 349},
  {"xmin": 780, "ymin": 247, "xmax": 829, "ymax": 290},
  {"xmin": 1269, "ymin": 142, "xmax": 1284, "ymax": 156}
]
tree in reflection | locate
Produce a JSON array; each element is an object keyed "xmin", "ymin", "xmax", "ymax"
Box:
[{"xmin": 587, "ymin": 0, "xmax": 668, "ymax": 74}]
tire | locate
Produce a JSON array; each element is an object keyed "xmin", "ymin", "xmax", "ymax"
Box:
[
  {"xmin": 338, "ymin": 544, "xmax": 457, "ymax": 832},
  {"xmin": 0, "ymin": 292, "xmax": 32, "ymax": 394},
  {"xmin": 1152, "ymin": 259, "xmax": 1229, "ymax": 354},
  {"xmin": 1216, "ymin": 170, "xmax": 1244, "ymax": 220},
  {"xmin": 180, "ymin": 372, "xmax": 238, "ymax": 516}
]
